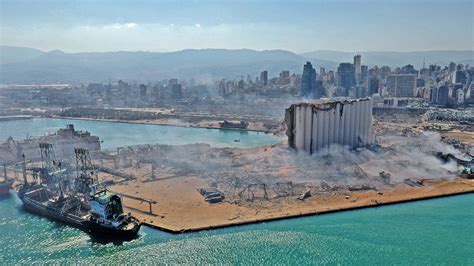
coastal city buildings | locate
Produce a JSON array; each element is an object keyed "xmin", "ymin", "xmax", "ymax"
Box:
[
  {"xmin": 386, "ymin": 74, "xmax": 416, "ymax": 97},
  {"xmin": 1, "ymin": 54, "xmax": 473, "ymax": 112}
]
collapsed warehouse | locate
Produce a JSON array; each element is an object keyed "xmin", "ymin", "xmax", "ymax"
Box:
[{"xmin": 0, "ymin": 124, "xmax": 100, "ymax": 165}]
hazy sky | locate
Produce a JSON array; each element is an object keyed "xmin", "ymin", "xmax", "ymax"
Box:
[{"xmin": 1, "ymin": 0, "xmax": 473, "ymax": 53}]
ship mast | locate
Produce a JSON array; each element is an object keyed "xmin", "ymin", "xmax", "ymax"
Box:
[
  {"xmin": 22, "ymin": 154, "xmax": 28, "ymax": 185},
  {"xmin": 3, "ymin": 164, "xmax": 7, "ymax": 182}
]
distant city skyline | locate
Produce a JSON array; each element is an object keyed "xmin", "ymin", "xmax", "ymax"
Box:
[{"xmin": 1, "ymin": 0, "xmax": 473, "ymax": 53}]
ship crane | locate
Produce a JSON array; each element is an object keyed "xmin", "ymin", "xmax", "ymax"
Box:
[
  {"xmin": 39, "ymin": 143, "xmax": 56, "ymax": 170},
  {"xmin": 38, "ymin": 143, "xmax": 67, "ymax": 196},
  {"xmin": 74, "ymin": 148, "xmax": 101, "ymax": 195}
]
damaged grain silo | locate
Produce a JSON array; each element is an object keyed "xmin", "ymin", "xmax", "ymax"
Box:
[{"xmin": 285, "ymin": 98, "xmax": 373, "ymax": 153}]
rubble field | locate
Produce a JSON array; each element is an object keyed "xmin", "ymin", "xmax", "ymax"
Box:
[{"xmin": 87, "ymin": 130, "xmax": 473, "ymax": 232}]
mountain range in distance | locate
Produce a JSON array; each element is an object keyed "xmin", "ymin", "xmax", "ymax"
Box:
[{"xmin": 1, "ymin": 45, "xmax": 472, "ymax": 84}]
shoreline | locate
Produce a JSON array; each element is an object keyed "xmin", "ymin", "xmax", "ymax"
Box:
[
  {"xmin": 139, "ymin": 188, "xmax": 474, "ymax": 234},
  {"xmin": 48, "ymin": 116, "xmax": 279, "ymax": 134},
  {"xmin": 110, "ymin": 176, "xmax": 474, "ymax": 234}
]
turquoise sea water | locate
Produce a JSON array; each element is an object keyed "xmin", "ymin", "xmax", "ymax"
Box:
[
  {"xmin": 0, "ymin": 118, "xmax": 285, "ymax": 149},
  {"xmin": 0, "ymin": 193, "xmax": 472, "ymax": 264}
]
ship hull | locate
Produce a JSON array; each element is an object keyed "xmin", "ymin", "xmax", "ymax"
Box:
[
  {"xmin": 87, "ymin": 221, "xmax": 141, "ymax": 240},
  {"xmin": 20, "ymin": 190, "xmax": 140, "ymax": 239},
  {"xmin": 21, "ymin": 195, "xmax": 87, "ymax": 229}
]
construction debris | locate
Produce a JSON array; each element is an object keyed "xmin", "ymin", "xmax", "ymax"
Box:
[
  {"xmin": 461, "ymin": 167, "xmax": 474, "ymax": 179},
  {"xmin": 379, "ymin": 171, "xmax": 391, "ymax": 184},
  {"xmin": 198, "ymin": 187, "xmax": 225, "ymax": 203},
  {"xmin": 297, "ymin": 189, "xmax": 311, "ymax": 201},
  {"xmin": 403, "ymin": 178, "xmax": 424, "ymax": 187},
  {"xmin": 348, "ymin": 184, "xmax": 377, "ymax": 191},
  {"xmin": 237, "ymin": 183, "xmax": 269, "ymax": 201}
]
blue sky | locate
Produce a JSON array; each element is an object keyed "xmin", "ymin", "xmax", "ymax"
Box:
[{"xmin": 1, "ymin": 0, "xmax": 472, "ymax": 53}]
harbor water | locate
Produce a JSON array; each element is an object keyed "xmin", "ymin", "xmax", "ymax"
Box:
[
  {"xmin": 0, "ymin": 118, "xmax": 285, "ymax": 149},
  {"xmin": 0, "ymin": 193, "xmax": 472, "ymax": 264}
]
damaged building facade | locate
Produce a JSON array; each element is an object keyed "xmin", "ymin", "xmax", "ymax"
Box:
[
  {"xmin": 285, "ymin": 98, "xmax": 373, "ymax": 153},
  {"xmin": 0, "ymin": 124, "xmax": 101, "ymax": 164}
]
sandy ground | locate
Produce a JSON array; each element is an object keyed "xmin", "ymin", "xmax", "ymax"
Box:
[
  {"xmin": 442, "ymin": 130, "xmax": 474, "ymax": 146},
  {"xmin": 111, "ymin": 177, "xmax": 474, "ymax": 232}
]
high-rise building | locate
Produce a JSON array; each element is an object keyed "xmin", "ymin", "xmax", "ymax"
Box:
[
  {"xmin": 400, "ymin": 64, "xmax": 416, "ymax": 74},
  {"xmin": 380, "ymin": 66, "xmax": 391, "ymax": 79},
  {"xmin": 361, "ymin": 65, "xmax": 368, "ymax": 85},
  {"xmin": 327, "ymin": 70, "xmax": 335, "ymax": 84},
  {"xmin": 169, "ymin": 79, "xmax": 182, "ymax": 99},
  {"xmin": 337, "ymin": 63, "xmax": 355, "ymax": 96},
  {"xmin": 260, "ymin": 71, "xmax": 268, "ymax": 86},
  {"xmin": 386, "ymin": 74, "xmax": 416, "ymax": 97},
  {"xmin": 457, "ymin": 89, "xmax": 465, "ymax": 104},
  {"xmin": 279, "ymin": 70, "xmax": 290, "ymax": 85},
  {"xmin": 453, "ymin": 70, "xmax": 467, "ymax": 85},
  {"xmin": 139, "ymin": 84, "xmax": 147, "ymax": 98},
  {"xmin": 467, "ymin": 83, "xmax": 474, "ymax": 104},
  {"xmin": 319, "ymin": 67, "xmax": 326, "ymax": 81},
  {"xmin": 353, "ymin": 55, "xmax": 361, "ymax": 84},
  {"xmin": 430, "ymin": 87, "xmax": 438, "ymax": 104},
  {"xmin": 449, "ymin": 62, "xmax": 456, "ymax": 72},
  {"xmin": 416, "ymin": 78, "xmax": 425, "ymax": 88},
  {"xmin": 280, "ymin": 70, "xmax": 290, "ymax": 79},
  {"xmin": 437, "ymin": 85, "xmax": 449, "ymax": 106},
  {"xmin": 368, "ymin": 76, "xmax": 380, "ymax": 95},
  {"xmin": 301, "ymin": 62, "xmax": 317, "ymax": 97},
  {"xmin": 118, "ymin": 80, "xmax": 129, "ymax": 96}
]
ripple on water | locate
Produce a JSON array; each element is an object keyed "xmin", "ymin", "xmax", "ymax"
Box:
[{"xmin": 1, "ymin": 187, "xmax": 473, "ymax": 264}]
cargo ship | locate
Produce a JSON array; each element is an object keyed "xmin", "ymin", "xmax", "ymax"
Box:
[
  {"xmin": 219, "ymin": 120, "xmax": 249, "ymax": 129},
  {"xmin": 18, "ymin": 146, "xmax": 141, "ymax": 239},
  {"xmin": 20, "ymin": 186, "xmax": 141, "ymax": 239}
]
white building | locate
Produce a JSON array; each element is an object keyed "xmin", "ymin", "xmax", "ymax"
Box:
[{"xmin": 285, "ymin": 98, "xmax": 373, "ymax": 154}]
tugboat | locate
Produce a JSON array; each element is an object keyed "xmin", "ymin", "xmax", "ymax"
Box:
[{"xmin": 18, "ymin": 145, "xmax": 141, "ymax": 239}]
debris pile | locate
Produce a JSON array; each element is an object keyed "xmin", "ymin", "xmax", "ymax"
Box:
[
  {"xmin": 425, "ymin": 109, "xmax": 474, "ymax": 123},
  {"xmin": 403, "ymin": 178, "xmax": 424, "ymax": 187},
  {"xmin": 198, "ymin": 187, "xmax": 225, "ymax": 203},
  {"xmin": 297, "ymin": 189, "xmax": 311, "ymax": 200}
]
